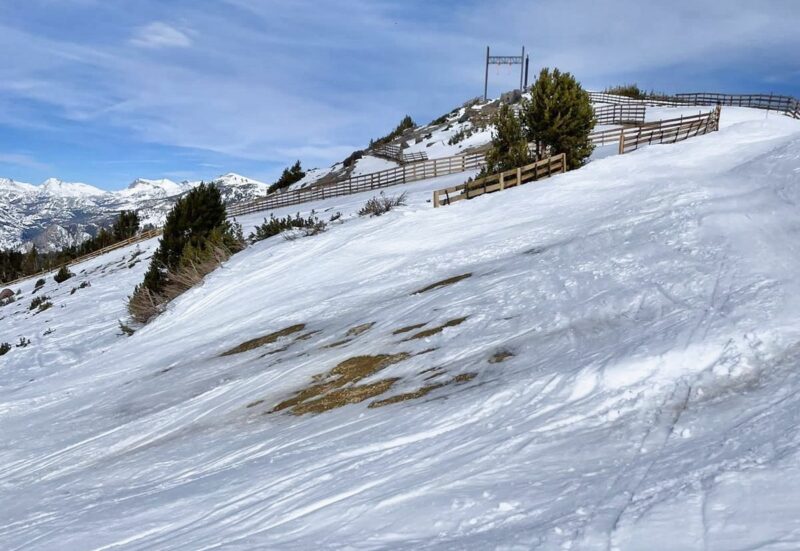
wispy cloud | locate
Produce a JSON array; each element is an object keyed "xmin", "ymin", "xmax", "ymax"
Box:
[
  {"xmin": 130, "ymin": 22, "xmax": 193, "ymax": 49},
  {"xmin": 0, "ymin": 152, "xmax": 50, "ymax": 171}
]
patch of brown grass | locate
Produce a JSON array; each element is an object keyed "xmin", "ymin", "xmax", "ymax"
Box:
[
  {"xmin": 292, "ymin": 379, "xmax": 400, "ymax": 414},
  {"xmin": 221, "ymin": 324, "xmax": 306, "ymax": 356},
  {"xmin": 368, "ymin": 382, "xmax": 446, "ymax": 408},
  {"xmin": 393, "ymin": 323, "xmax": 427, "ymax": 335},
  {"xmin": 346, "ymin": 322, "xmax": 375, "ymax": 337},
  {"xmin": 295, "ymin": 330, "xmax": 322, "ymax": 341},
  {"xmin": 411, "ymin": 273, "xmax": 472, "ymax": 295},
  {"xmin": 404, "ymin": 317, "xmax": 468, "ymax": 341},
  {"xmin": 270, "ymin": 353, "xmax": 410, "ymax": 415},
  {"xmin": 324, "ymin": 339, "xmax": 352, "ymax": 349},
  {"xmin": 453, "ymin": 372, "xmax": 477, "ymax": 384},
  {"xmin": 489, "ymin": 351, "xmax": 514, "ymax": 364},
  {"xmin": 369, "ymin": 372, "xmax": 478, "ymax": 409}
]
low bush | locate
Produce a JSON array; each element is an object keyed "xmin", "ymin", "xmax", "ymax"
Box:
[
  {"xmin": 342, "ymin": 150, "xmax": 364, "ymax": 168},
  {"xmin": 249, "ymin": 212, "xmax": 327, "ymax": 243},
  {"xmin": 358, "ymin": 192, "xmax": 407, "ymax": 217},
  {"xmin": 448, "ymin": 127, "xmax": 474, "ymax": 146},
  {"xmin": 16, "ymin": 337, "xmax": 31, "ymax": 348},
  {"xmin": 70, "ymin": 281, "xmax": 91, "ymax": 295},
  {"xmin": 0, "ymin": 342, "xmax": 10, "ymax": 355},
  {"xmin": 30, "ymin": 295, "xmax": 51, "ymax": 311},
  {"xmin": 33, "ymin": 278, "xmax": 45, "ymax": 294},
  {"xmin": 54, "ymin": 266, "xmax": 73, "ymax": 284},
  {"xmin": 118, "ymin": 320, "xmax": 135, "ymax": 336},
  {"xmin": 370, "ymin": 115, "xmax": 416, "ymax": 148},
  {"xmin": 604, "ymin": 84, "xmax": 645, "ymax": 99}
]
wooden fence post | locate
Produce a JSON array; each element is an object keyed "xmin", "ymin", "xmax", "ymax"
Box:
[
  {"xmin": 618, "ymin": 132, "xmax": 626, "ymax": 155},
  {"xmin": 433, "ymin": 191, "xmax": 440, "ymax": 208},
  {"xmin": 516, "ymin": 167, "xmax": 522, "ymax": 187},
  {"xmin": 499, "ymin": 172, "xmax": 505, "ymax": 191}
]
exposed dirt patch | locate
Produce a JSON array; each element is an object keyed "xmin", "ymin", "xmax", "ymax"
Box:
[
  {"xmin": 270, "ymin": 353, "xmax": 410, "ymax": 415},
  {"xmin": 411, "ymin": 273, "xmax": 472, "ymax": 295},
  {"xmin": 393, "ymin": 323, "xmax": 428, "ymax": 335},
  {"xmin": 489, "ymin": 351, "xmax": 515, "ymax": 364},
  {"xmin": 221, "ymin": 324, "xmax": 306, "ymax": 356},
  {"xmin": 404, "ymin": 317, "xmax": 468, "ymax": 341}
]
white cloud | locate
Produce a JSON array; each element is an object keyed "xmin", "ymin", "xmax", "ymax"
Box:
[{"xmin": 130, "ymin": 22, "xmax": 192, "ymax": 49}]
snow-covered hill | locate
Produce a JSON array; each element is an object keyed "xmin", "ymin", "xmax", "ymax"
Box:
[
  {"xmin": 2, "ymin": 107, "xmax": 800, "ymax": 549},
  {"xmin": 0, "ymin": 173, "xmax": 269, "ymax": 251}
]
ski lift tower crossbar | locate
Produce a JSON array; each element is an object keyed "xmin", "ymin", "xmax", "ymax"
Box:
[{"xmin": 484, "ymin": 45, "xmax": 527, "ymax": 101}]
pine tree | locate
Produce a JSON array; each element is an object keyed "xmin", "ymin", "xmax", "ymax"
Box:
[
  {"xmin": 521, "ymin": 68, "xmax": 595, "ymax": 170},
  {"xmin": 112, "ymin": 210, "xmax": 141, "ymax": 241},
  {"xmin": 482, "ymin": 103, "xmax": 531, "ymax": 176},
  {"xmin": 268, "ymin": 161, "xmax": 306, "ymax": 194},
  {"xmin": 140, "ymin": 183, "xmax": 235, "ymax": 295}
]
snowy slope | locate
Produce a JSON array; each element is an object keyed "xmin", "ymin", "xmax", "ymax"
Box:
[{"xmin": 2, "ymin": 108, "xmax": 800, "ymax": 549}]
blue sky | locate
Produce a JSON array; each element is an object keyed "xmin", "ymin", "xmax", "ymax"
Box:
[{"xmin": 1, "ymin": 0, "xmax": 798, "ymax": 190}]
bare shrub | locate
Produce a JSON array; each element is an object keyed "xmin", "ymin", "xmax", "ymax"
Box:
[{"xmin": 358, "ymin": 192, "xmax": 407, "ymax": 217}]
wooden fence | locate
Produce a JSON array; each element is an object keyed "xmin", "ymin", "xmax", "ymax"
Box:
[
  {"xmin": 372, "ymin": 144, "xmax": 429, "ymax": 164},
  {"xmin": 228, "ymin": 151, "xmax": 486, "ymax": 217},
  {"xmin": 228, "ymin": 102, "xmax": 735, "ymax": 218},
  {"xmin": 2, "ymin": 229, "xmax": 162, "ymax": 288},
  {"xmin": 432, "ymin": 154, "xmax": 567, "ymax": 207},
  {"xmin": 594, "ymin": 103, "xmax": 646, "ymax": 125},
  {"xmin": 590, "ymin": 91, "xmax": 800, "ymax": 120},
  {"xmin": 619, "ymin": 106, "xmax": 720, "ymax": 154},
  {"xmin": 588, "ymin": 108, "xmax": 720, "ymax": 149}
]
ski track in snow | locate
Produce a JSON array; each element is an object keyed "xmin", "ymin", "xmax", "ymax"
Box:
[{"xmin": 1, "ymin": 107, "xmax": 800, "ymax": 549}]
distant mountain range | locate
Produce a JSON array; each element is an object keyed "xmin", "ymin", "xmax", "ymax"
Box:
[{"xmin": 0, "ymin": 173, "xmax": 269, "ymax": 251}]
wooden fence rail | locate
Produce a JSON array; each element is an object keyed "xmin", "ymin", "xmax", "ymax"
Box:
[
  {"xmin": 2, "ymin": 229, "xmax": 162, "ymax": 288},
  {"xmin": 372, "ymin": 144, "xmax": 429, "ymax": 164},
  {"xmin": 589, "ymin": 91, "xmax": 800, "ymax": 120},
  {"xmin": 589, "ymin": 108, "xmax": 720, "ymax": 149},
  {"xmin": 228, "ymin": 151, "xmax": 486, "ymax": 217},
  {"xmin": 594, "ymin": 103, "xmax": 646, "ymax": 125},
  {"xmin": 432, "ymin": 154, "xmax": 567, "ymax": 207},
  {"xmin": 619, "ymin": 106, "xmax": 720, "ymax": 154}
]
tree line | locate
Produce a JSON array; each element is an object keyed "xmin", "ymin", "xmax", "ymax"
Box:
[{"xmin": 0, "ymin": 210, "xmax": 141, "ymax": 285}]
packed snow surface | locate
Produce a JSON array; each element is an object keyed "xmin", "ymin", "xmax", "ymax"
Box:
[{"xmin": 2, "ymin": 108, "xmax": 800, "ymax": 549}]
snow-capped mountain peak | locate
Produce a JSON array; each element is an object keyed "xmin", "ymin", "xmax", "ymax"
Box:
[
  {"xmin": 122, "ymin": 178, "xmax": 184, "ymax": 197},
  {"xmin": 39, "ymin": 178, "xmax": 105, "ymax": 197}
]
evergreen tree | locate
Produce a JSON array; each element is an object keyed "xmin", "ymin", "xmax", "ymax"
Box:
[
  {"xmin": 112, "ymin": 210, "xmax": 141, "ymax": 241},
  {"xmin": 521, "ymin": 68, "xmax": 595, "ymax": 170},
  {"xmin": 140, "ymin": 183, "xmax": 234, "ymax": 294},
  {"xmin": 268, "ymin": 161, "xmax": 306, "ymax": 194},
  {"xmin": 482, "ymin": 103, "xmax": 531, "ymax": 176}
]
